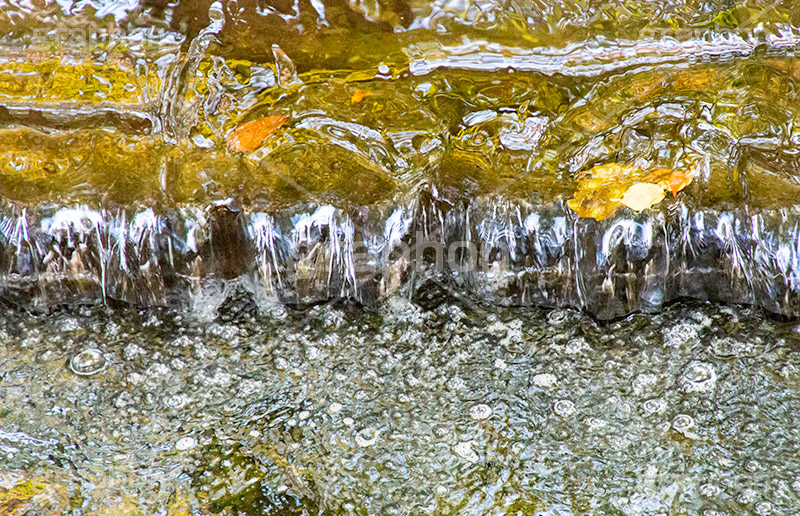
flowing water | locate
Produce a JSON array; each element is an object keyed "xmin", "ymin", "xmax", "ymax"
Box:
[{"xmin": 1, "ymin": 0, "xmax": 800, "ymax": 514}]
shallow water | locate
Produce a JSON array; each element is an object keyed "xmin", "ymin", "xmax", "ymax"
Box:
[
  {"xmin": 2, "ymin": 0, "xmax": 800, "ymax": 514},
  {"xmin": 2, "ymin": 301, "xmax": 800, "ymax": 515}
]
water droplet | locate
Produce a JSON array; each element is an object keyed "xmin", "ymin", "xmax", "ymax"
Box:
[
  {"xmin": 678, "ymin": 361, "xmax": 716, "ymax": 394},
  {"xmin": 469, "ymin": 404, "xmax": 492, "ymax": 420},
  {"xmin": 175, "ymin": 436, "xmax": 196, "ymax": 451},
  {"xmin": 328, "ymin": 402, "xmax": 343, "ymax": 414},
  {"xmin": 554, "ymin": 400, "xmax": 575, "ymax": 417},
  {"xmin": 755, "ymin": 501, "xmax": 773, "ymax": 515},
  {"xmin": 69, "ymin": 348, "xmax": 106, "ymax": 376},
  {"xmin": 454, "ymin": 441, "xmax": 479, "ymax": 463},
  {"xmin": 532, "ymin": 373, "xmax": 557, "ymax": 388},
  {"xmin": 494, "ymin": 358, "xmax": 507, "ymax": 370}
]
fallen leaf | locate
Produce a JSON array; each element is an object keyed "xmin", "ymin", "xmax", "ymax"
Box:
[
  {"xmin": 642, "ymin": 167, "xmax": 672, "ymax": 186},
  {"xmin": 226, "ymin": 114, "xmax": 288, "ymax": 153},
  {"xmin": 351, "ymin": 88, "xmax": 371, "ymax": 103},
  {"xmin": 667, "ymin": 169, "xmax": 693, "ymax": 196},
  {"xmin": 642, "ymin": 167, "xmax": 693, "ymax": 196},
  {"xmin": 569, "ymin": 163, "xmax": 692, "ymax": 220},
  {"xmin": 567, "ymin": 163, "xmax": 638, "ymax": 221},
  {"xmin": 619, "ymin": 182, "xmax": 665, "ymax": 212}
]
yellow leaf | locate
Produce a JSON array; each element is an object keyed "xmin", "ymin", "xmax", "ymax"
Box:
[
  {"xmin": 619, "ymin": 182, "xmax": 665, "ymax": 212},
  {"xmin": 226, "ymin": 114, "xmax": 288, "ymax": 153},
  {"xmin": 567, "ymin": 163, "xmax": 638, "ymax": 221}
]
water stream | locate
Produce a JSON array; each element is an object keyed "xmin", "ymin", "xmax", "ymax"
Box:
[{"xmin": 1, "ymin": 0, "xmax": 800, "ymax": 514}]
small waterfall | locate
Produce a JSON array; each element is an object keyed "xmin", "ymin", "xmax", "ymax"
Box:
[{"xmin": 2, "ymin": 193, "xmax": 800, "ymax": 319}]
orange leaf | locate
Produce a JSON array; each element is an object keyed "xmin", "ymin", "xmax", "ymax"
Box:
[
  {"xmin": 668, "ymin": 169, "xmax": 693, "ymax": 196},
  {"xmin": 227, "ymin": 114, "xmax": 288, "ymax": 153},
  {"xmin": 351, "ymin": 88, "xmax": 371, "ymax": 103}
]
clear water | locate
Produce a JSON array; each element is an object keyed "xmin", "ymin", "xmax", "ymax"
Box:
[
  {"xmin": 2, "ymin": 0, "xmax": 800, "ymax": 514},
  {"xmin": 2, "ymin": 301, "xmax": 800, "ymax": 515},
  {"xmin": 2, "ymin": 1, "xmax": 800, "ymax": 317}
]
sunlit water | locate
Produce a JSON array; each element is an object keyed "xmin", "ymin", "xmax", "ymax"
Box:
[{"xmin": 2, "ymin": 0, "xmax": 800, "ymax": 514}]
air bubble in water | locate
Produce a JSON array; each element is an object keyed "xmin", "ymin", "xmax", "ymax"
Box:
[
  {"xmin": 554, "ymin": 400, "xmax": 575, "ymax": 417},
  {"xmin": 532, "ymin": 373, "xmax": 557, "ymax": 388},
  {"xmin": 454, "ymin": 441, "xmax": 479, "ymax": 463},
  {"xmin": 671, "ymin": 414, "xmax": 694, "ymax": 434},
  {"xmin": 737, "ymin": 489, "xmax": 756, "ymax": 505},
  {"xmin": 547, "ymin": 310, "xmax": 570, "ymax": 325},
  {"xmin": 643, "ymin": 398, "xmax": 666, "ymax": 415},
  {"xmin": 175, "ymin": 436, "xmax": 196, "ymax": 451},
  {"xmin": 699, "ymin": 483, "xmax": 721, "ymax": 497},
  {"xmin": 632, "ymin": 372, "xmax": 659, "ymax": 396},
  {"xmin": 678, "ymin": 361, "xmax": 716, "ymax": 394},
  {"xmin": 69, "ymin": 348, "xmax": 106, "ymax": 376},
  {"xmin": 469, "ymin": 404, "xmax": 492, "ymax": 420},
  {"xmin": 565, "ymin": 337, "xmax": 588, "ymax": 355},
  {"xmin": 164, "ymin": 394, "xmax": 188, "ymax": 409},
  {"xmin": 355, "ymin": 428, "xmax": 379, "ymax": 447}
]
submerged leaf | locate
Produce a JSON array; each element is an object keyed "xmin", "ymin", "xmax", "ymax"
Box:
[
  {"xmin": 668, "ymin": 169, "xmax": 693, "ymax": 196},
  {"xmin": 226, "ymin": 114, "xmax": 288, "ymax": 153},
  {"xmin": 619, "ymin": 182, "xmax": 666, "ymax": 212},
  {"xmin": 643, "ymin": 167, "xmax": 693, "ymax": 196},
  {"xmin": 568, "ymin": 163, "xmax": 691, "ymax": 220},
  {"xmin": 351, "ymin": 88, "xmax": 371, "ymax": 103},
  {"xmin": 567, "ymin": 163, "xmax": 638, "ymax": 221}
]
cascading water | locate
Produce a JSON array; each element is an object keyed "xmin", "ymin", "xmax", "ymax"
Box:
[
  {"xmin": 4, "ymin": 197, "xmax": 800, "ymax": 319},
  {"xmin": 3, "ymin": 1, "xmax": 800, "ymax": 515},
  {"xmin": 2, "ymin": 14, "xmax": 800, "ymax": 318}
]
